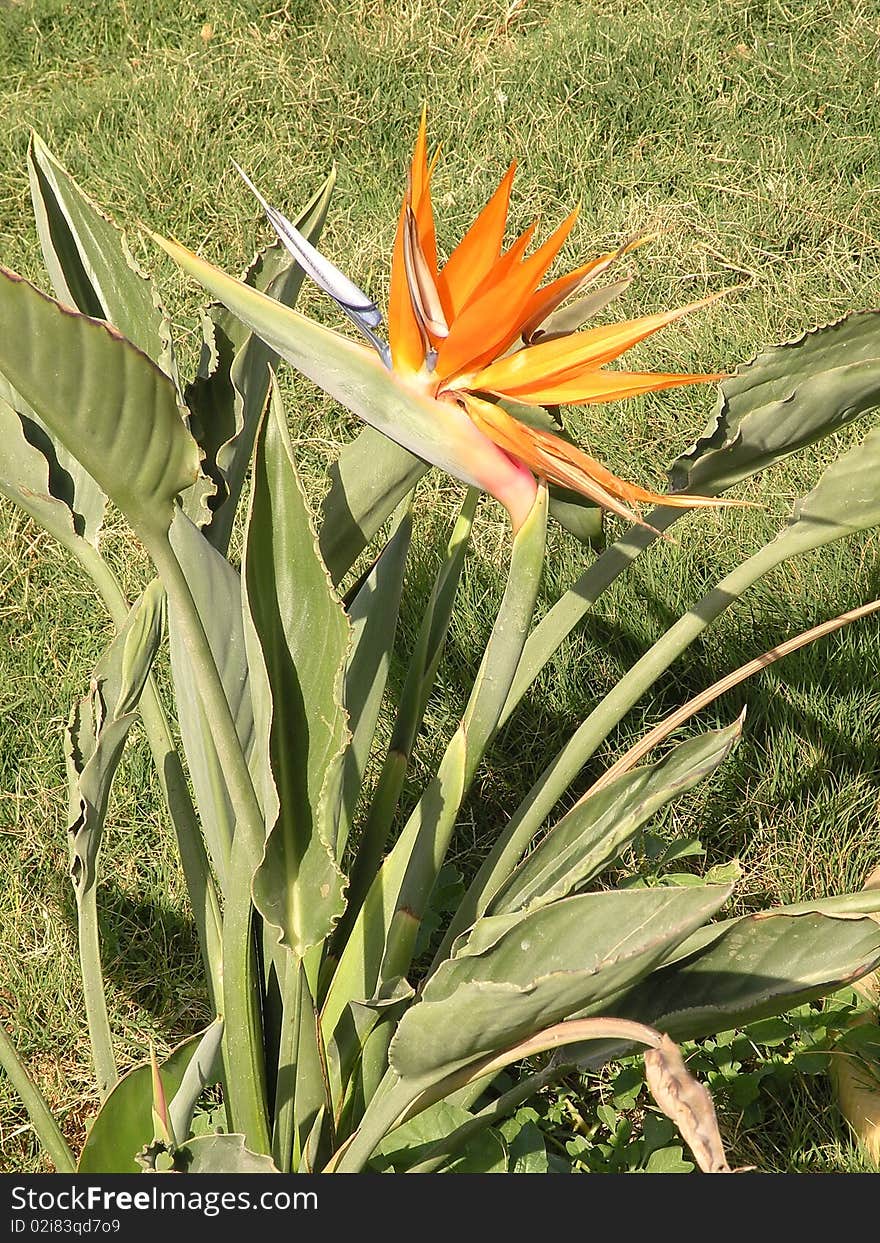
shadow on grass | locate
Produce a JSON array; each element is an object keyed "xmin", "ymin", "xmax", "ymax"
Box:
[
  {"xmin": 51, "ymin": 868, "xmax": 210, "ymax": 1035},
  {"xmin": 384, "ymin": 528, "xmax": 880, "ymax": 898}
]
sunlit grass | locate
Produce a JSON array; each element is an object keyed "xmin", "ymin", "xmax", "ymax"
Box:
[{"xmin": 1, "ymin": 0, "xmax": 879, "ymax": 1172}]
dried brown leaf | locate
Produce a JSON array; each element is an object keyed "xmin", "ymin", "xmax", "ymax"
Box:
[{"xmin": 644, "ymin": 1034, "xmax": 732, "ymax": 1173}]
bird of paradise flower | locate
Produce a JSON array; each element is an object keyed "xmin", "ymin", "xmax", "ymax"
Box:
[{"xmin": 156, "ymin": 111, "xmax": 746, "ymax": 533}]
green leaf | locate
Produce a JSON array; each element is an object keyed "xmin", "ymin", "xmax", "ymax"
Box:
[
  {"xmin": 671, "ymin": 311, "xmax": 880, "ymax": 496},
  {"xmin": 243, "ymin": 377, "xmax": 349, "ymax": 955},
  {"xmin": 0, "ymin": 269, "xmax": 199, "ymax": 543},
  {"xmin": 769, "ymin": 424, "xmax": 880, "ymax": 557},
  {"xmin": 1, "ymin": 368, "xmax": 106, "ymax": 551},
  {"xmin": 167, "ymin": 1017, "xmax": 224, "ymax": 1144},
  {"xmin": 0, "ymin": 1024, "xmax": 76, "ymax": 1173},
  {"xmin": 0, "ymin": 386, "xmax": 104, "ymax": 556},
  {"xmin": 642, "ymin": 1144, "xmax": 694, "ymax": 1173},
  {"xmin": 569, "ymin": 910, "xmax": 880, "ymax": 1068},
  {"xmin": 744, "ymin": 1016, "xmax": 793, "ymax": 1047},
  {"xmin": 337, "ymin": 507, "xmax": 412, "ymax": 857},
  {"xmin": 339, "ymin": 488, "xmax": 477, "ymax": 942},
  {"xmin": 504, "ymin": 1118, "xmax": 549, "ymax": 1173},
  {"xmin": 389, "ymin": 884, "xmax": 732, "ymax": 1085},
  {"xmin": 78, "ymin": 1031, "xmax": 207, "ymax": 1173},
  {"xmin": 64, "ymin": 584, "xmax": 165, "ymax": 1094},
  {"xmin": 28, "ymin": 132, "xmax": 175, "ymax": 379},
  {"xmin": 65, "ymin": 582, "xmax": 165, "ymax": 898},
  {"xmin": 596, "ymin": 1103, "xmax": 619, "ymax": 1131},
  {"xmin": 548, "ymin": 487, "xmax": 604, "ymax": 546},
  {"xmin": 703, "ymin": 859, "xmax": 743, "ymax": 886},
  {"xmin": 323, "ymin": 487, "xmax": 547, "ymax": 1060},
  {"xmin": 487, "ymin": 719, "xmax": 742, "ymax": 917},
  {"xmin": 167, "ymin": 510, "xmax": 254, "ymax": 893},
  {"xmin": 187, "ymin": 169, "xmax": 336, "ymax": 552},
  {"xmin": 370, "ymin": 1100, "xmax": 506, "ymax": 1173},
  {"xmin": 319, "ymin": 430, "xmax": 426, "ymax": 584},
  {"xmin": 172, "ymin": 1134, "xmax": 280, "ymax": 1173}
]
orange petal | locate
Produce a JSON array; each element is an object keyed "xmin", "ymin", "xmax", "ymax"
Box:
[
  {"xmin": 410, "ymin": 106, "xmax": 438, "ymax": 274},
  {"xmin": 470, "ymin": 292, "xmax": 726, "ymax": 395},
  {"xmin": 436, "ymin": 161, "xmax": 517, "ymax": 319},
  {"xmin": 462, "ymin": 394, "xmax": 750, "ymax": 527},
  {"xmin": 389, "ymin": 195, "xmax": 427, "ymax": 373},
  {"xmin": 389, "ymin": 112, "xmax": 439, "ymax": 373},
  {"xmin": 463, "ymin": 393, "xmax": 650, "ymax": 528},
  {"xmin": 478, "ymin": 368, "xmax": 726, "ymax": 407},
  {"xmin": 436, "ymin": 206, "xmax": 580, "ymax": 381},
  {"xmin": 448, "ymin": 221, "xmax": 537, "ymax": 320},
  {"xmin": 478, "ymin": 221, "xmax": 537, "ymax": 289}
]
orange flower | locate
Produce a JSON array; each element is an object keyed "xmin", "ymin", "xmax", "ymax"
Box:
[
  {"xmin": 383, "ymin": 110, "xmax": 738, "ymax": 530},
  {"xmin": 216, "ymin": 113, "xmax": 748, "ymax": 534}
]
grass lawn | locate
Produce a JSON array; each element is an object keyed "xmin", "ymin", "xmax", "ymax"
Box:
[{"xmin": 1, "ymin": 0, "xmax": 879, "ymax": 1172}]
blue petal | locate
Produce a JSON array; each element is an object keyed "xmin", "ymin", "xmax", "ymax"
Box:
[{"xmin": 233, "ymin": 161, "xmax": 389, "ymax": 363}]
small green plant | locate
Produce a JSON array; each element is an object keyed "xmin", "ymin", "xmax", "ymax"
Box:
[
  {"xmin": 2, "ymin": 116, "xmax": 880, "ymax": 1174},
  {"xmin": 524, "ymin": 995, "xmax": 877, "ymax": 1174}
]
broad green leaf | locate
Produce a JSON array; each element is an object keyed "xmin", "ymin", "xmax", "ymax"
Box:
[
  {"xmin": 648, "ymin": 889, "xmax": 880, "ymax": 978},
  {"xmin": 78, "ymin": 1032, "xmax": 206, "ymax": 1173},
  {"xmin": 371, "ymin": 1100, "xmax": 506, "ymax": 1172},
  {"xmin": 769, "ymin": 424, "xmax": 880, "ymax": 557},
  {"xmin": 503, "ymin": 1117, "xmax": 549, "ymax": 1173},
  {"xmin": 243, "ymin": 378, "xmax": 349, "ymax": 954},
  {"xmin": 173, "ymin": 1134, "xmax": 280, "ymax": 1173},
  {"xmin": 26, "ymin": 134, "xmax": 190, "ymax": 517},
  {"xmin": 0, "ymin": 270, "xmax": 199, "ymax": 542},
  {"xmin": 569, "ymin": 910, "xmax": 880, "ymax": 1068},
  {"xmin": 389, "ymin": 884, "xmax": 732, "ymax": 1084},
  {"xmin": 168, "ymin": 1018, "xmax": 224, "ymax": 1144},
  {"xmin": 167, "ymin": 510, "xmax": 254, "ymax": 893},
  {"xmin": 187, "ymin": 169, "xmax": 336, "ymax": 552},
  {"xmin": 0, "ymin": 389, "xmax": 100, "ymax": 556},
  {"xmin": 0, "ymin": 364, "xmax": 106, "ymax": 550},
  {"xmin": 671, "ymin": 311, "xmax": 880, "ymax": 496},
  {"xmin": 319, "ymin": 429, "xmax": 425, "ymax": 584},
  {"xmin": 643, "ymin": 1145, "xmax": 694, "ymax": 1173},
  {"xmin": 548, "ymin": 488, "xmax": 604, "ymax": 545},
  {"xmin": 488, "ymin": 720, "xmax": 742, "ymax": 917},
  {"xmin": 65, "ymin": 582, "xmax": 165, "ymax": 897},
  {"xmin": 337, "ymin": 507, "xmax": 412, "ymax": 857},
  {"xmin": 28, "ymin": 133, "xmax": 174, "ymax": 379}
]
